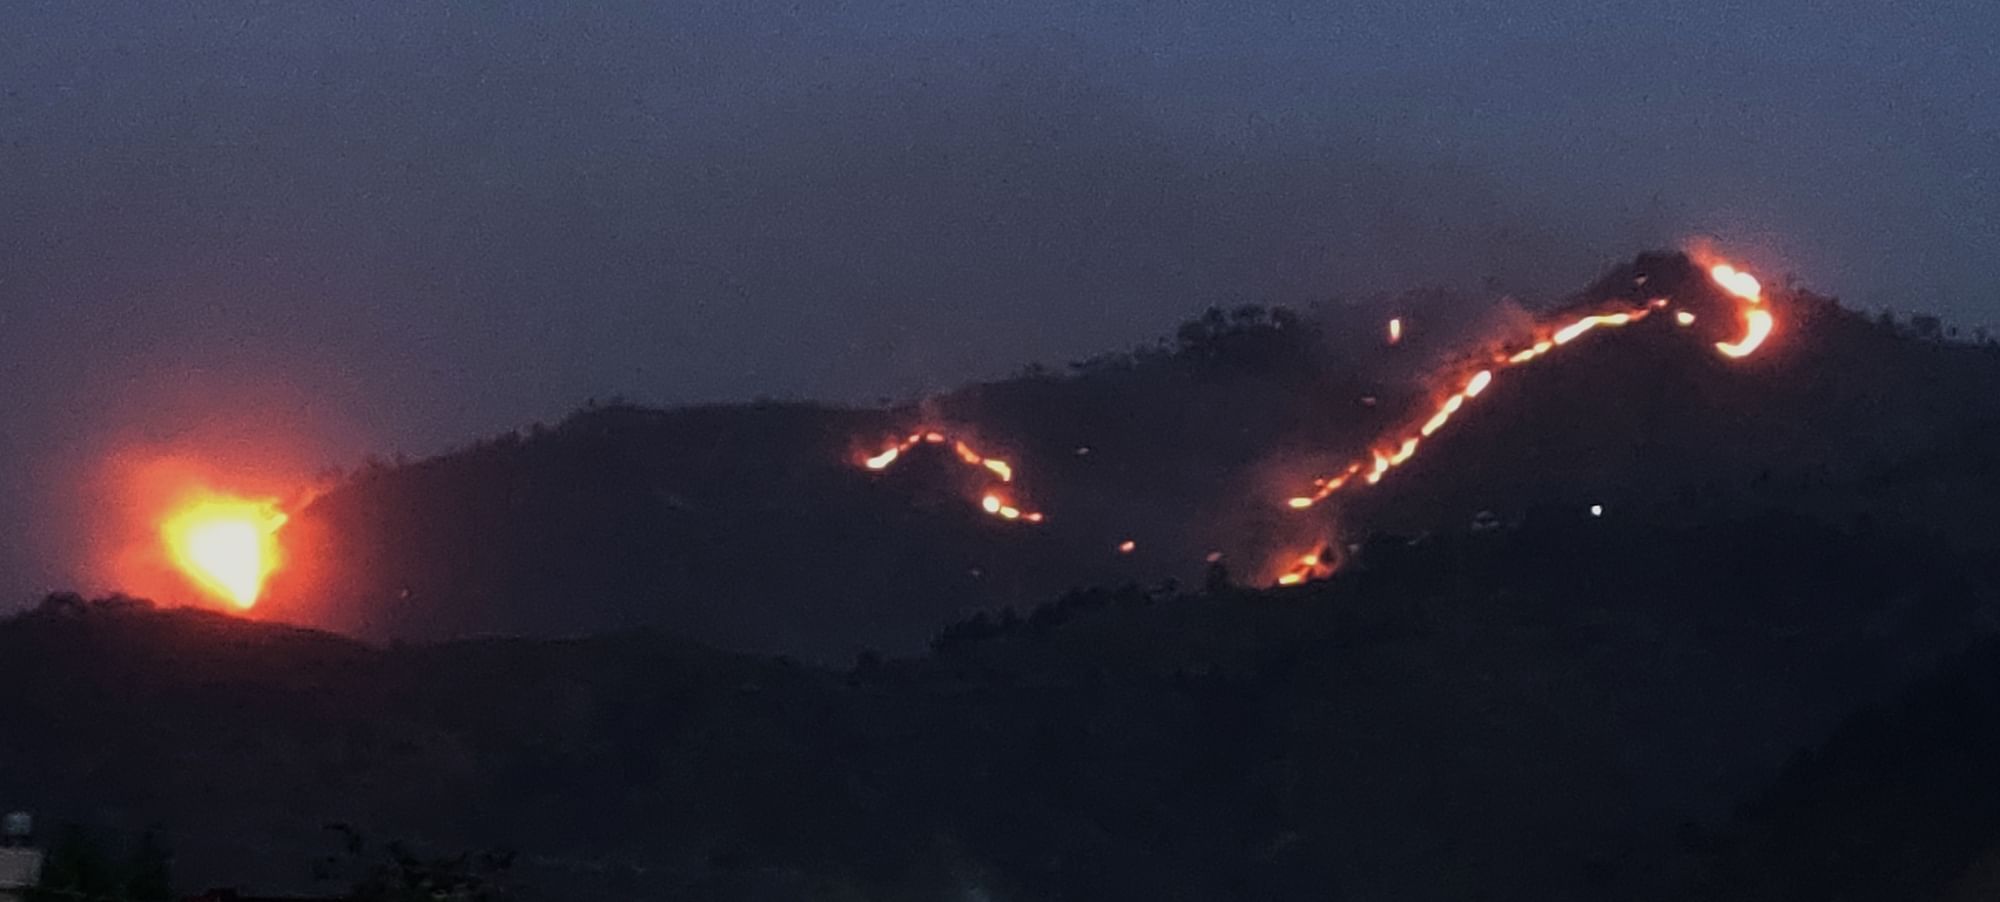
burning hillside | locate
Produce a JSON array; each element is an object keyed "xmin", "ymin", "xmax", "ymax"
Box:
[
  {"xmin": 159, "ymin": 492, "xmax": 289, "ymax": 609},
  {"xmin": 854, "ymin": 252, "xmax": 1781, "ymax": 586},
  {"xmin": 97, "ymin": 454, "xmax": 314, "ymax": 614},
  {"xmin": 1282, "ymin": 256, "xmax": 1774, "ymax": 512},
  {"xmin": 202, "ymin": 246, "xmax": 2000, "ymax": 659}
]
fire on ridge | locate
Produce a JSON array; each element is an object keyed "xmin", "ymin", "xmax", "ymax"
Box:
[
  {"xmin": 854, "ymin": 257, "xmax": 1781, "ymax": 587},
  {"xmin": 1284, "ymin": 260, "xmax": 1776, "ymax": 511},
  {"xmin": 862, "ymin": 430, "xmax": 1044, "ymax": 523},
  {"xmin": 160, "ymin": 492, "xmax": 289, "ymax": 610},
  {"xmin": 94, "ymin": 256, "xmax": 1778, "ymax": 618}
]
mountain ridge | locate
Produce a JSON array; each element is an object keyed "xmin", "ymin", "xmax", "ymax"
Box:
[{"xmin": 257, "ymin": 252, "xmax": 2000, "ymax": 659}]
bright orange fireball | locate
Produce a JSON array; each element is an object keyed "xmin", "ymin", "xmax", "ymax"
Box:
[{"xmin": 160, "ymin": 493, "xmax": 288, "ymax": 609}]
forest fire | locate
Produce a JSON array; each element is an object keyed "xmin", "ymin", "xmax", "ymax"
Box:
[
  {"xmin": 1274, "ymin": 545, "xmax": 1336, "ymax": 586},
  {"xmin": 97, "ymin": 453, "xmax": 315, "ymax": 613},
  {"xmin": 161, "ymin": 492, "xmax": 288, "ymax": 609},
  {"xmin": 863, "ymin": 430, "xmax": 1043, "ymax": 523},
  {"xmin": 856, "ymin": 255, "xmax": 1779, "ymax": 589},
  {"xmin": 1709, "ymin": 263, "xmax": 1774, "ymax": 358},
  {"xmin": 1285, "ymin": 259, "xmax": 1777, "ymax": 511}
]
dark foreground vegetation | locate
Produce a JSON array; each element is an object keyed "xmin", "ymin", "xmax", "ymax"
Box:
[
  {"xmin": 14, "ymin": 254, "xmax": 2000, "ymax": 899},
  {"xmin": 7, "ymin": 496, "xmax": 1997, "ymax": 900}
]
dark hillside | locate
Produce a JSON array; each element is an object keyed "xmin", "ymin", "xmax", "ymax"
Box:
[
  {"xmin": 262, "ymin": 253, "xmax": 2000, "ymax": 658},
  {"xmin": 1688, "ymin": 637, "xmax": 2000, "ymax": 900},
  {"xmin": 10, "ymin": 504, "xmax": 1995, "ymax": 899}
]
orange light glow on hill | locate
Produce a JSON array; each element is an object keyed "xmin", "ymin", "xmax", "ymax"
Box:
[
  {"xmin": 851, "ymin": 252, "xmax": 1783, "ymax": 588},
  {"xmin": 1709, "ymin": 263, "xmax": 1774, "ymax": 359},
  {"xmin": 160, "ymin": 493, "xmax": 288, "ymax": 609},
  {"xmin": 861, "ymin": 428, "xmax": 1044, "ymax": 523},
  {"xmin": 1284, "ymin": 258, "xmax": 1778, "ymax": 512},
  {"xmin": 97, "ymin": 452, "xmax": 317, "ymax": 614}
]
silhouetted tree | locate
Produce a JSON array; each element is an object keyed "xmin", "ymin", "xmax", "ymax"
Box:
[
  {"xmin": 39, "ymin": 825, "xmax": 113, "ymax": 899},
  {"xmin": 124, "ymin": 830, "xmax": 173, "ymax": 901},
  {"xmin": 1204, "ymin": 560, "xmax": 1233, "ymax": 594},
  {"xmin": 317, "ymin": 825, "xmax": 514, "ymax": 902}
]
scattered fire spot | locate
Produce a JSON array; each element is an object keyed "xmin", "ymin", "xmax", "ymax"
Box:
[
  {"xmin": 862, "ymin": 429, "xmax": 1043, "ymax": 524},
  {"xmin": 1275, "ymin": 546, "xmax": 1334, "ymax": 586}
]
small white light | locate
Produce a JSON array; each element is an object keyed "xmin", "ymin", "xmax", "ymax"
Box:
[{"xmin": 1589, "ymin": 504, "xmax": 1604, "ymax": 517}]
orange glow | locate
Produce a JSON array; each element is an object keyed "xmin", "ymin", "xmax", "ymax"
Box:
[
  {"xmin": 1552, "ymin": 313, "xmax": 1632, "ymax": 346},
  {"xmin": 856, "ymin": 254, "xmax": 1780, "ymax": 583},
  {"xmin": 861, "ymin": 428, "xmax": 1044, "ymax": 523},
  {"xmin": 1274, "ymin": 546, "xmax": 1334, "ymax": 586},
  {"xmin": 1287, "ymin": 257, "xmax": 1778, "ymax": 512},
  {"xmin": 1716, "ymin": 308, "xmax": 1775, "ymax": 358},
  {"xmin": 1287, "ymin": 301, "xmax": 1659, "ymax": 509},
  {"xmin": 1464, "ymin": 369, "xmax": 1493, "ymax": 398},
  {"xmin": 1709, "ymin": 263, "xmax": 1762, "ymax": 302},
  {"xmin": 96, "ymin": 451, "xmax": 321, "ymax": 615},
  {"xmin": 161, "ymin": 494, "xmax": 287, "ymax": 609},
  {"xmin": 1708, "ymin": 263, "xmax": 1773, "ymax": 358}
]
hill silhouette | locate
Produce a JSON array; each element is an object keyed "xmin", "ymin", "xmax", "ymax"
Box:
[
  {"xmin": 257, "ymin": 251, "xmax": 2000, "ymax": 661},
  {"xmin": 1685, "ymin": 635, "xmax": 2000, "ymax": 900},
  {"xmin": 10, "ymin": 497, "xmax": 1997, "ymax": 899}
]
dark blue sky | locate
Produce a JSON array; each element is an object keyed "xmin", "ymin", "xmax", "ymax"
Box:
[{"xmin": 2, "ymin": 1, "xmax": 1997, "ymax": 594}]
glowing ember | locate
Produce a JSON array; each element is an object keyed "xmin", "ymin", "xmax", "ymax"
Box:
[
  {"xmin": 1709, "ymin": 263, "xmax": 1773, "ymax": 358},
  {"xmin": 1118, "ymin": 539, "xmax": 1137, "ymax": 553},
  {"xmin": 1387, "ymin": 317, "xmax": 1403, "ymax": 345},
  {"xmin": 1287, "ymin": 257, "xmax": 1776, "ymax": 511},
  {"xmin": 1275, "ymin": 546, "xmax": 1334, "ymax": 586},
  {"xmin": 1709, "ymin": 264, "xmax": 1762, "ymax": 301},
  {"xmin": 863, "ymin": 428, "xmax": 1044, "ymax": 523},
  {"xmin": 161, "ymin": 494, "xmax": 288, "ymax": 609},
  {"xmin": 1715, "ymin": 308, "xmax": 1774, "ymax": 358}
]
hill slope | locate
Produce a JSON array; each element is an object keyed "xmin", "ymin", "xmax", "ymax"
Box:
[
  {"xmin": 260, "ymin": 252, "xmax": 2000, "ymax": 657},
  {"xmin": 11, "ymin": 504, "xmax": 1998, "ymax": 899}
]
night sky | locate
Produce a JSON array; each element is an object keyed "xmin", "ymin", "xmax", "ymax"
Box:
[{"xmin": 2, "ymin": 2, "xmax": 1996, "ymax": 597}]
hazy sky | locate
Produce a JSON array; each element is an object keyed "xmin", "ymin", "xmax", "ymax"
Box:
[{"xmin": 2, "ymin": 1, "xmax": 1997, "ymax": 595}]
